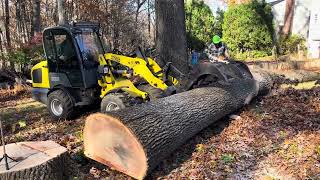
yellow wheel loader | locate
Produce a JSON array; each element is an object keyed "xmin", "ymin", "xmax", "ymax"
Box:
[{"xmin": 31, "ymin": 22, "xmax": 252, "ymax": 120}]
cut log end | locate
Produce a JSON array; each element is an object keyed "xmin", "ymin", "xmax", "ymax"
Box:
[{"xmin": 84, "ymin": 113, "xmax": 148, "ymax": 179}]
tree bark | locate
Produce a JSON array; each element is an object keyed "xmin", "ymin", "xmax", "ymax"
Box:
[
  {"xmin": 4, "ymin": 0, "xmax": 11, "ymax": 49},
  {"xmin": 104, "ymin": 0, "xmax": 109, "ymax": 36},
  {"xmin": 1, "ymin": 0, "xmax": 4, "ymax": 17},
  {"xmin": 57, "ymin": 0, "xmax": 66, "ymax": 25},
  {"xmin": 84, "ymin": 77, "xmax": 268, "ymax": 179},
  {"xmin": 0, "ymin": 31, "xmax": 2, "ymax": 69},
  {"xmin": 15, "ymin": 0, "xmax": 22, "ymax": 43},
  {"xmin": 0, "ymin": 31, "xmax": 3, "ymax": 53},
  {"xmin": 282, "ymin": 0, "xmax": 295, "ymax": 36},
  {"xmin": 21, "ymin": 1, "xmax": 29, "ymax": 42},
  {"xmin": 155, "ymin": 0, "xmax": 188, "ymax": 75},
  {"xmin": 147, "ymin": 0, "xmax": 151, "ymax": 37},
  {"xmin": 0, "ymin": 141, "xmax": 78, "ymax": 179},
  {"xmin": 31, "ymin": 0, "xmax": 41, "ymax": 37}
]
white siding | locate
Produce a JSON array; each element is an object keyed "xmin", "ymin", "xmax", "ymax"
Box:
[
  {"xmin": 271, "ymin": 0, "xmax": 314, "ymax": 38},
  {"xmin": 291, "ymin": 0, "xmax": 313, "ymax": 37},
  {"xmin": 270, "ymin": 0, "xmax": 320, "ymax": 58},
  {"xmin": 271, "ymin": 0, "xmax": 286, "ymax": 34}
]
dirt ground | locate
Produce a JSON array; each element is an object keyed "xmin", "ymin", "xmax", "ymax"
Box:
[{"xmin": 0, "ymin": 86, "xmax": 319, "ymax": 179}]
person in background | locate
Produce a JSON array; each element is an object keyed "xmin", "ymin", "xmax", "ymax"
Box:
[
  {"xmin": 205, "ymin": 35, "xmax": 229, "ymax": 62},
  {"xmin": 191, "ymin": 49, "xmax": 199, "ymax": 65}
]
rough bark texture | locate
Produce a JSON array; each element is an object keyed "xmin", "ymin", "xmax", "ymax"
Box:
[
  {"xmin": 57, "ymin": 0, "xmax": 66, "ymax": 25},
  {"xmin": 155, "ymin": 0, "xmax": 188, "ymax": 74},
  {"xmin": 4, "ymin": 0, "xmax": 10, "ymax": 48},
  {"xmin": 84, "ymin": 75, "xmax": 273, "ymax": 179},
  {"xmin": 251, "ymin": 71, "xmax": 273, "ymax": 96},
  {"xmin": 31, "ymin": 0, "xmax": 41, "ymax": 37},
  {"xmin": 0, "ymin": 141, "xmax": 77, "ymax": 180}
]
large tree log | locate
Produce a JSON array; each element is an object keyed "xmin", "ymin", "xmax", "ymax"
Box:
[
  {"xmin": 249, "ymin": 67, "xmax": 320, "ymax": 83},
  {"xmin": 0, "ymin": 141, "xmax": 77, "ymax": 180},
  {"xmin": 84, "ymin": 77, "xmax": 266, "ymax": 179}
]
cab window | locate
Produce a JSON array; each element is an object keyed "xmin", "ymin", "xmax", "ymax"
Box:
[{"xmin": 44, "ymin": 30, "xmax": 79, "ymax": 72}]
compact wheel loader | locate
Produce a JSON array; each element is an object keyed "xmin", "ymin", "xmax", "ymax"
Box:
[{"xmin": 31, "ymin": 22, "xmax": 252, "ymax": 120}]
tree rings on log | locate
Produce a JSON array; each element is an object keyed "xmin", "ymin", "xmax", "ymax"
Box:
[{"xmin": 84, "ymin": 113, "xmax": 148, "ymax": 179}]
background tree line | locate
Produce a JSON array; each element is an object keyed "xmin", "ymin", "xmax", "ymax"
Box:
[
  {"xmin": 0, "ymin": 0, "xmax": 156, "ymax": 72},
  {"xmin": 0, "ymin": 0, "xmax": 307, "ymax": 76}
]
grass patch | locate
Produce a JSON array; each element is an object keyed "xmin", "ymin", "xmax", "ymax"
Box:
[
  {"xmin": 221, "ymin": 154, "xmax": 235, "ymax": 164},
  {"xmin": 280, "ymin": 81, "xmax": 319, "ymax": 90},
  {"xmin": 0, "ymin": 99, "xmax": 46, "ymax": 127}
]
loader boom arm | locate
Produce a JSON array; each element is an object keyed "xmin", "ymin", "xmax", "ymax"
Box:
[{"xmin": 98, "ymin": 52, "xmax": 172, "ymax": 100}]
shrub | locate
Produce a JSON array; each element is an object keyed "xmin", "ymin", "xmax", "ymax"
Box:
[
  {"xmin": 185, "ymin": 0, "xmax": 215, "ymax": 51},
  {"xmin": 222, "ymin": 0, "xmax": 274, "ymax": 59},
  {"xmin": 234, "ymin": 50, "xmax": 269, "ymax": 60},
  {"xmin": 278, "ymin": 34, "xmax": 307, "ymax": 55},
  {"xmin": 7, "ymin": 33, "xmax": 44, "ymax": 68}
]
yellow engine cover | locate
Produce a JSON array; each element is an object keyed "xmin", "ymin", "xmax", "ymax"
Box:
[{"xmin": 31, "ymin": 60, "xmax": 50, "ymax": 88}]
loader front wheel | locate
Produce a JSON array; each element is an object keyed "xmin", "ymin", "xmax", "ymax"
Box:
[
  {"xmin": 47, "ymin": 90, "xmax": 75, "ymax": 121},
  {"xmin": 101, "ymin": 93, "xmax": 126, "ymax": 113}
]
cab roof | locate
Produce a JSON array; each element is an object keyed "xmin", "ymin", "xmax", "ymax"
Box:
[{"xmin": 43, "ymin": 21, "xmax": 100, "ymax": 34}]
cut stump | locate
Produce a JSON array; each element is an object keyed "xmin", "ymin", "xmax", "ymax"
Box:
[{"xmin": 0, "ymin": 141, "xmax": 76, "ymax": 180}]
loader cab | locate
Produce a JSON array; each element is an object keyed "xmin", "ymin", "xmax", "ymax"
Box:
[
  {"xmin": 43, "ymin": 22, "xmax": 104, "ymax": 89},
  {"xmin": 32, "ymin": 22, "xmax": 105, "ymax": 120}
]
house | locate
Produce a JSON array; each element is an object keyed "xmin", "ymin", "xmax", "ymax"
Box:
[{"xmin": 269, "ymin": 0, "xmax": 320, "ymax": 58}]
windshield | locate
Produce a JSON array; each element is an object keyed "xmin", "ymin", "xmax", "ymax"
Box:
[{"xmin": 75, "ymin": 29, "xmax": 104, "ymax": 63}]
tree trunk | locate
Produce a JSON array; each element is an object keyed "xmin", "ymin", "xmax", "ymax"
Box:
[
  {"xmin": 0, "ymin": 32, "xmax": 2, "ymax": 69},
  {"xmin": 15, "ymin": 0, "xmax": 21, "ymax": 43},
  {"xmin": 57, "ymin": 0, "xmax": 66, "ymax": 25},
  {"xmin": 0, "ymin": 141, "xmax": 78, "ymax": 179},
  {"xmin": 155, "ymin": 0, "xmax": 188, "ymax": 75},
  {"xmin": 21, "ymin": 1, "xmax": 29, "ymax": 42},
  {"xmin": 4, "ymin": 0, "xmax": 11, "ymax": 49},
  {"xmin": 1, "ymin": 0, "xmax": 4, "ymax": 17},
  {"xmin": 282, "ymin": 0, "xmax": 295, "ymax": 36},
  {"xmin": 0, "ymin": 0, "xmax": 3, "ymax": 64},
  {"xmin": 83, "ymin": 76, "xmax": 270, "ymax": 179},
  {"xmin": 104, "ymin": 0, "xmax": 109, "ymax": 36},
  {"xmin": 147, "ymin": 0, "xmax": 151, "ymax": 37},
  {"xmin": 31, "ymin": 0, "xmax": 41, "ymax": 37}
]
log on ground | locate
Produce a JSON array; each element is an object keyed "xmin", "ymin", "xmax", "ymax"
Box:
[
  {"xmin": 0, "ymin": 141, "xmax": 77, "ymax": 180},
  {"xmin": 84, "ymin": 78, "xmax": 262, "ymax": 179}
]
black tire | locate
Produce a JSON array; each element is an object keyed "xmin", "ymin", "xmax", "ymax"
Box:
[
  {"xmin": 100, "ymin": 93, "xmax": 126, "ymax": 113},
  {"xmin": 47, "ymin": 90, "xmax": 75, "ymax": 121}
]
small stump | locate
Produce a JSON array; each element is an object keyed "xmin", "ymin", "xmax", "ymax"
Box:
[{"xmin": 0, "ymin": 141, "xmax": 76, "ymax": 180}]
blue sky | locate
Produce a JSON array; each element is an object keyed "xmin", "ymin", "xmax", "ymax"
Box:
[
  {"xmin": 203, "ymin": 0, "xmax": 227, "ymax": 13},
  {"xmin": 204, "ymin": 0, "xmax": 277, "ymax": 13}
]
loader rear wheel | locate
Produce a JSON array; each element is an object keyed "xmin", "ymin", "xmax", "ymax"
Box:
[
  {"xmin": 47, "ymin": 90, "xmax": 75, "ymax": 121},
  {"xmin": 101, "ymin": 93, "xmax": 126, "ymax": 113}
]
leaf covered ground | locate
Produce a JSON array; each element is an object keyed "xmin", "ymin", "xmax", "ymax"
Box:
[{"xmin": 0, "ymin": 86, "xmax": 319, "ymax": 179}]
